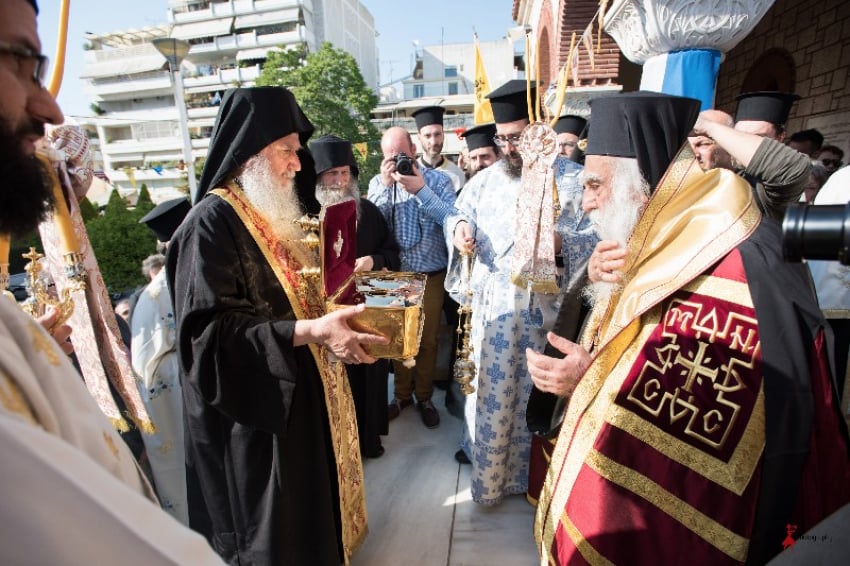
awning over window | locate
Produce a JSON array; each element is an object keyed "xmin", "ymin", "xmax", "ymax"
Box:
[
  {"xmin": 234, "ymin": 8, "xmax": 299, "ymax": 29},
  {"xmin": 235, "ymin": 47, "xmax": 281, "ymax": 61},
  {"xmin": 81, "ymin": 55, "xmax": 166, "ymax": 79},
  {"xmin": 171, "ymin": 17, "xmax": 234, "ymax": 40}
]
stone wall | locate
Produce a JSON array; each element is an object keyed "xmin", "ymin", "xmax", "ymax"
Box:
[{"xmin": 716, "ymin": 0, "xmax": 850, "ymax": 156}]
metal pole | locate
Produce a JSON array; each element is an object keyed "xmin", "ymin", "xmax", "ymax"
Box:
[{"xmin": 171, "ymin": 69, "xmax": 197, "ymax": 198}]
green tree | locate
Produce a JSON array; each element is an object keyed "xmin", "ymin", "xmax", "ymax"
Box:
[
  {"xmin": 78, "ymin": 197, "xmax": 99, "ymax": 222},
  {"xmin": 257, "ymin": 42, "xmax": 383, "ymax": 182},
  {"xmin": 135, "ymin": 184, "xmax": 154, "ymax": 213},
  {"xmin": 85, "ymin": 190, "xmax": 157, "ymax": 293}
]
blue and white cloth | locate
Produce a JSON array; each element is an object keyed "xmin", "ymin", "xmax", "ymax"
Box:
[
  {"xmin": 367, "ymin": 168, "xmax": 456, "ymax": 273},
  {"xmin": 444, "ymin": 157, "xmax": 597, "ymax": 505}
]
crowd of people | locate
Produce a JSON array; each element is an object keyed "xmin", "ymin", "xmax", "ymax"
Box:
[{"xmin": 2, "ymin": 0, "xmax": 850, "ymax": 564}]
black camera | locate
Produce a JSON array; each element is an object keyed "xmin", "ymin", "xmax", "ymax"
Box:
[
  {"xmin": 393, "ymin": 153, "xmax": 415, "ymax": 176},
  {"xmin": 782, "ymin": 202, "xmax": 850, "ymax": 265}
]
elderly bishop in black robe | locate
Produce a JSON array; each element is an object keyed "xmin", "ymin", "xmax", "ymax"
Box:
[{"xmin": 167, "ymin": 86, "xmax": 388, "ymax": 565}]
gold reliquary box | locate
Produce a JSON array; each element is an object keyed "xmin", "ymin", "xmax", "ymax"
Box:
[{"xmin": 320, "ymin": 199, "xmax": 425, "ymax": 364}]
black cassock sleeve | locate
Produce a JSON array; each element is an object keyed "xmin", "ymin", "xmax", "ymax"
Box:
[{"xmin": 166, "ymin": 197, "xmax": 309, "ymax": 436}]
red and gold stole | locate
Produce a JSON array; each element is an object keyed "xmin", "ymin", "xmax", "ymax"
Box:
[
  {"xmin": 212, "ymin": 185, "xmax": 367, "ymax": 563},
  {"xmin": 536, "ymin": 146, "xmax": 763, "ymax": 564}
]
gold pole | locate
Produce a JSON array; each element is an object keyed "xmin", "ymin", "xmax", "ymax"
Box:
[{"xmin": 47, "ymin": 0, "xmax": 71, "ymax": 97}]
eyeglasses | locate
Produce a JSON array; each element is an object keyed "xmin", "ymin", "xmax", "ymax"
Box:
[
  {"xmin": 0, "ymin": 41, "xmax": 49, "ymax": 87},
  {"xmin": 821, "ymin": 158, "xmax": 842, "ymax": 168},
  {"xmin": 493, "ymin": 133, "xmax": 523, "ymax": 147}
]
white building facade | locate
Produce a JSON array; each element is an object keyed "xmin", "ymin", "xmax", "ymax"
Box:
[
  {"xmin": 372, "ymin": 38, "xmax": 525, "ymax": 156},
  {"xmin": 80, "ymin": 0, "xmax": 377, "ymax": 200}
]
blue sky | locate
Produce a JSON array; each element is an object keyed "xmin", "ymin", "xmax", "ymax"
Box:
[{"xmin": 38, "ymin": 0, "xmax": 518, "ymax": 118}]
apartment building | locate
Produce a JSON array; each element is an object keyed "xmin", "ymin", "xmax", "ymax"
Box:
[{"xmin": 80, "ymin": 0, "xmax": 377, "ymax": 199}]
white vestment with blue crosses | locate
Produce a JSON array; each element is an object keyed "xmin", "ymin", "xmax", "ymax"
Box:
[
  {"xmin": 131, "ymin": 269, "xmax": 188, "ymax": 524},
  {"xmin": 444, "ymin": 157, "xmax": 596, "ymax": 505}
]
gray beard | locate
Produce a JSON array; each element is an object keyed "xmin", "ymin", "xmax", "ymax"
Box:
[
  {"xmin": 315, "ymin": 179, "xmax": 362, "ymax": 221},
  {"xmin": 238, "ymin": 154, "xmax": 313, "ymax": 266},
  {"xmin": 582, "ymin": 168, "xmax": 648, "ymax": 308}
]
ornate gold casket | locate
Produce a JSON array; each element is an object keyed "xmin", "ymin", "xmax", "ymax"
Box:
[{"xmin": 320, "ymin": 199, "xmax": 425, "ymax": 363}]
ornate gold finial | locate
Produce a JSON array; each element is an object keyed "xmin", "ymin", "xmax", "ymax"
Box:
[
  {"xmin": 20, "ymin": 247, "xmax": 79, "ymax": 328},
  {"xmin": 295, "ymin": 214, "xmax": 320, "ymax": 233},
  {"xmin": 300, "ymin": 231, "xmax": 320, "ymax": 249}
]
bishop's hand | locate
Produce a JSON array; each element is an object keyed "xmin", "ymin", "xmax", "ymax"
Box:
[
  {"xmin": 526, "ymin": 332, "xmax": 591, "ymax": 397},
  {"xmin": 294, "ymin": 303, "xmax": 389, "ymax": 365},
  {"xmin": 588, "ymin": 240, "xmax": 627, "ymax": 283}
]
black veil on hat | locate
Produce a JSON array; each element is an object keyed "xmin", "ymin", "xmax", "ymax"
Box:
[
  {"xmin": 412, "ymin": 106, "xmax": 445, "ymax": 131},
  {"xmin": 486, "ymin": 80, "xmax": 536, "ymax": 124},
  {"xmin": 310, "ymin": 134, "xmax": 360, "ymax": 178},
  {"xmin": 295, "ymin": 147, "xmax": 320, "ymax": 215},
  {"xmin": 735, "ymin": 91, "xmax": 800, "ymax": 125},
  {"xmin": 195, "ymin": 86, "xmax": 314, "ymax": 203},
  {"xmin": 139, "ymin": 197, "xmax": 191, "ymax": 242},
  {"xmin": 460, "ymin": 123, "xmax": 497, "ymax": 151},
  {"xmin": 586, "ymin": 91, "xmax": 701, "ymax": 191},
  {"xmin": 26, "ymin": 0, "xmax": 39, "ymax": 13},
  {"xmin": 553, "ymin": 115, "xmax": 587, "ymax": 136}
]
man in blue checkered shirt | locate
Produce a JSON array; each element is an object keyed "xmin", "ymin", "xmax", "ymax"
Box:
[{"xmin": 367, "ymin": 126, "xmax": 456, "ymax": 430}]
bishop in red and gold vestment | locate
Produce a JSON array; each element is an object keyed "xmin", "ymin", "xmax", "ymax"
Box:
[{"xmin": 528, "ymin": 93, "xmax": 850, "ymax": 565}]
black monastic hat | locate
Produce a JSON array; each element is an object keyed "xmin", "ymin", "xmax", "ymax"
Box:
[
  {"xmin": 195, "ymin": 86, "xmax": 314, "ymax": 203},
  {"xmin": 139, "ymin": 198, "xmax": 191, "ymax": 242},
  {"xmin": 735, "ymin": 91, "xmax": 800, "ymax": 125},
  {"xmin": 412, "ymin": 106, "xmax": 445, "ymax": 131},
  {"xmin": 310, "ymin": 134, "xmax": 360, "ymax": 178},
  {"xmin": 554, "ymin": 115, "xmax": 587, "ymax": 136},
  {"xmin": 460, "ymin": 123, "xmax": 498, "ymax": 152},
  {"xmin": 485, "ymin": 80, "xmax": 535, "ymax": 124},
  {"xmin": 586, "ymin": 91, "xmax": 701, "ymax": 191}
]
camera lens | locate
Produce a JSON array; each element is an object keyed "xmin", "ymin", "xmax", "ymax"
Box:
[
  {"xmin": 782, "ymin": 203, "xmax": 850, "ymax": 264},
  {"xmin": 394, "ymin": 154, "xmax": 414, "ymax": 176}
]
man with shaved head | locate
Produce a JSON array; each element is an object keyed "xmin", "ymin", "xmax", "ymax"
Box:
[{"xmin": 368, "ymin": 126, "xmax": 456, "ymax": 429}]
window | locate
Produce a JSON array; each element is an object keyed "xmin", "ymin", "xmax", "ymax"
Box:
[
  {"xmin": 444, "ymin": 66, "xmax": 458, "ymax": 78},
  {"xmin": 448, "ymin": 82, "xmax": 458, "ymax": 95},
  {"xmin": 413, "ymin": 84, "xmax": 424, "ymax": 98}
]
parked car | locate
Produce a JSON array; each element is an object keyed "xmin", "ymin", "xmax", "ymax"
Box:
[{"xmin": 7, "ymin": 272, "xmax": 28, "ymax": 302}]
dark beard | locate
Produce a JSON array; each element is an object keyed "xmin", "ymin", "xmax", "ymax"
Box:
[
  {"xmin": 0, "ymin": 117, "xmax": 54, "ymax": 236},
  {"xmin": 504, "ymin": 151, "xmax": 523, "ymax": 179}
]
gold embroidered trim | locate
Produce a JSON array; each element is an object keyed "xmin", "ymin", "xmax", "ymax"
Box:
[
  {"xmin": 0, "ymin": 372, "xmax": 38, "ymax": 425},
  {"xmin": 610, "ymin": 345, "xmax": 765, "ymax": 492},
  {"xmin": 682, "ymin": 274, "xmax": 754, "ymax": 309},
  {"xmin": 211, "ymin": 187, "xmax": 367, "ymax": 561},
  {"xmin": 27, "ymin": 319, "xmax": 61, "ymax": 367},
  {"xmin": 561, "ymin": 512, "xmax": 616, "ymax": 566},
  {"xmin": 536, "ymin": 146, "xmax": 762, "ymax": 561},
  {"xmin": 587, "ymin": 448, "xmax": 750, "ymax": 562}
]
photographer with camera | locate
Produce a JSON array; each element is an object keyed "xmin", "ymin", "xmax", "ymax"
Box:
[{"xmin": 367, "ymin": 126, "xmax": 457, "ymax": 430}]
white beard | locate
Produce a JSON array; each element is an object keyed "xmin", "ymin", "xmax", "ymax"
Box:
[
  {"xmin": 583, "ymin": 163, "xmax": 649, "ymax": 308},
  {"xmin": 314, "ymin": 179, "xmax": 362, "ymax": 221},
  {"xmin": 238, "ymin": 154, "xmax": 313, "ymax": 267}
]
